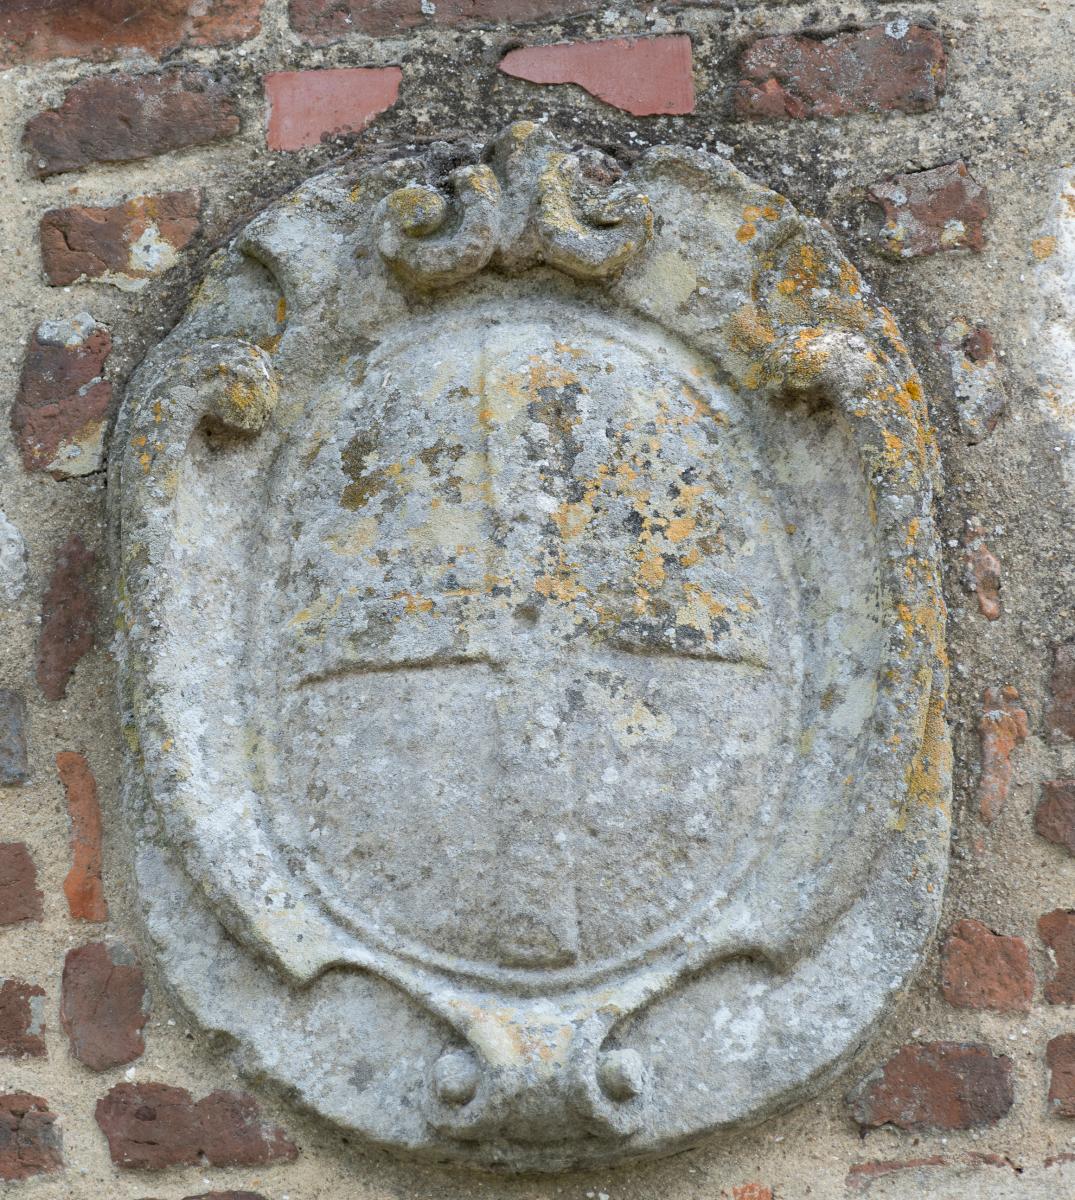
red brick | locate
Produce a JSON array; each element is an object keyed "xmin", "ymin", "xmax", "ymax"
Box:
[
  {"xmin": 729, "ymin": 1186, "xmax": 772, "ymax": 1200},
  {"xmin": 736, "ymin": 24, "xmax": 946, "ymax": 120},
  {"xmin": 962, "ymin": 523, "xmax": 1001, "ymax": 621},
  {"xmin": 848, "ymin": 1042, "xmax": 1014, "ymax": 1131},
  {"xmin": 0, "ymin": 1094, "xmax": 62, "ymax": 1180},
  {"xmin": 36, "ymin": 535, "xmax": 96, "ymax": 702},
  {"xmin": 0, "ymin": 981, "xmax": 45, "ymax": 1058},
  {"xmin": 0, "ymin": 690, "xmax": 28, "ymax": 787},
  {"xmin": 41, "ymin": 190, "xmax": 201, "ymax": 289},
  {"xmin": 57, "ymin": 752, "xmax": 107, "ymax": 922},
  {"xmin": 0, "ymin": 0, "xmax": 261, "ymax": 66},
  {"xmin": 23, "ymin": 68, "xmax": 239, "ymax": 178},
  {"xmin": 1036, "ymin": 779, "xmax": 1075, "ymax": 856},
  {"xmin": 870, "ymin": 162, "xmax": 990, "ymax": 259},
  {"xmin": 976, "ymin": 686, "xmax": 1028, "ymax": 824},
  {"xmin": 265, "ymin": 67, "xmax": 402, "ymax": 151},
  {"xmin": 0, "ymin": 844, "xmax": 42, "ymax": 926},
  {"xmin": 1047, "ymin": 643, "xmax": 1075, "ymax": 741},
  {"xmin": 1047, "ymin": 1035, "xmax": 1075, "ymax": 1117},
  {"xmin": 1039, "ymin": 909, "xmax": 1075, "ymax": 1005},
  {"xmin": 291, "ymin": 0, "xmax": 598, "ymax": 41},
  {"xmin": 499, "ymin": 35, "xmax": 694, "ymax": 116},
  {"xmin": 940, "ymin": 919, "xmax": 1034, "ymax": 1011},
  {"xmin": 61, "ymin": 943, "xmax": 146, "ymax": 1070},
  {"xmin": 96, "ymin": 1083, "xmax": 297, "ymax": 1169},
  {"xmin": 12, "ymin": 314, "xmax": 112, "ymax": 478}
]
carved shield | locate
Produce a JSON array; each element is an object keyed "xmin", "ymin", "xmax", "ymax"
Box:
[{"xmin": 111, "ymin": 124, "xmax": 950, "ymax": 1170}]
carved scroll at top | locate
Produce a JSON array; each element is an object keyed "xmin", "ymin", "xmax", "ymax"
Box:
[{"xmin": 376, "ymin": 122, "xmax": 654, "ymax": 287}]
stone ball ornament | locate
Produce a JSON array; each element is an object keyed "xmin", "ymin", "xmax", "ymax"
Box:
[{"xmin": 109, "ymin": 123, "xmax": 951, "ymax": 1171}]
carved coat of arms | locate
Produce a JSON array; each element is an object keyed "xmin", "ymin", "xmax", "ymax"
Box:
[{"xmin": 111, "ymin": 124, "xmax": 950, "ymax": 1170}]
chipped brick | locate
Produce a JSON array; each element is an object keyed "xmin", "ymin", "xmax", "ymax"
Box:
[
  {"xmin": 0, "ymin": 691, "xmax": 28, "ymax": 787},
  {"xmin": 1036, "ymin": 779, "xmax": 1075, "ymax": 856},
  {"xmin": 57, "ymin": 752, "xmax": 107, "ymax": 922},
  {"xmin": 736, "ymin": 24, "xmax": 946, "ymax": 120},
  {"xmin": 499, "ymin": 35, "xmax": 694, "ymax": 116},
  {"xmin": 0, "ymin": 845, "xmax": 42, "ymax": 925},
  {"xmin": 1039, "ymin": 909, "xmax": 1075, "ymax": 1005},
  {"xmin": 869, "ymin": 162, "xmax": 990, "ymax": 259},
  {"xmin": 12, "ymin": 313, "xmax": 112, "ymax": 478},
  {"xmin": 0, "ymin": 0, "xmax": 261, "ymax": 66},
  {"xmin": 0, "ymin": 1093, "xmax": 61, "ymax": 1180},
  {"xmin": 23, "ymin": 68, "xmax": 240, "ymax": 178},
  {"xmin": 1047, "ymin": 1035, "xmax": 1075, "ymax": 1117},
  {"xmin": 41, "ymin": 190, "xmax": 201, "ymax": 289},
  {"xmin": 940, "ymin": 919, "xmax": 1033, "ymax": 1011},
  {"xmin": 848, "ymin": 1042, "xmax": 1014, "ymax": 1132},
  {"xmin": 96, "ymin": 1082, "xmax": 298, "ymax": 1169},
  {"xmin": 265, "ymin": 67, "xmax": 402, "ymax": 151},
  {"xmin": 61, "ymin": 942, "xmax": 146, "ymax": 1070},
  {"xmin": 977, "ymin": 686, "xmax": 1028, "ymax": 824},
  {"xmin": 0, "ymin": 981, "xmax": 45, "ymax": 1058},
  {"xmin": 37, "ymin": 535, "xmax": 96, "ymax": 702},
  {"xmin": 1047, "ymin": 642, "xmax": 1075, "ymax": 741}
]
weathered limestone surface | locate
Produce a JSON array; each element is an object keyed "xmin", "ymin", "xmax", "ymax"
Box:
[{"xmin": 110, "ymin": 124, "xmax": 949, "ymax": 1170}]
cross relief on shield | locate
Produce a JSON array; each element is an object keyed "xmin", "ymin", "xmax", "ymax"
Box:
[{"xmin": 111, "ymin": 123, "xmax": 950, "ymax": 1170}]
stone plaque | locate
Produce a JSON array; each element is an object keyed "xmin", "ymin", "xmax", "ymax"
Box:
[{"xmin": 110, "ymin": 124, "xmax": 950, "ymax": 1170}]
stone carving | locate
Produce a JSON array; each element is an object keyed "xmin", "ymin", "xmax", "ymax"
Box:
[{"xmin": 110, "ymin": 123, "xmax": 950, "ymax": 1170}]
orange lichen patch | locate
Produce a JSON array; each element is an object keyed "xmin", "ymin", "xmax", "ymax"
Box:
[
  {"xmin": 882, "ymin": 430, "xmax": 907, "ymax": 468},
  {"xmin": 879, "ymin": 307, "xmax": 908, "ymax": 355},
  {"xmin": 275, "ymin": 296, "xmax": 287, "ymax": 323},
  {"xmin": 665, "ymin": 515, "xmax": 695, "ymax": 542},
  {"xmin": 535, "ymin": 570, "xmax": 586, "ymax": 603},
  {"xmin": 839, "ymin": 260, "xmax": 861, "ymax": 295},
  {"xmin": 743, "ymin": 202, "xmax": 783, "ymax": 223},
  {"xmin": 1032, "ymin": 235, "xmax": 1058, "ymax": 260},
  {"xmin": 553, "ymin": 341, "xmax": 586, "ymax": 359},
  {"xmin": 727, "ymin": 304, "xmax": 777, "ymax": 353},
  {"xmin": 550, "ymin": 501, "xmax": 594, "ymax": 540},
  {"xmin": 902, "ymin": 672, "xmax": 952, "ymax": 823},
  {"xmin": 58, "ymin": 751, "xmax": 108, "ymax": 922},
  {"xmin": 392, "ymin": 591, "xmax": 436, "ymax": 616},
  {"xmin": 636, "ymin": 548, "xmax": 666, "ymax": 588},
  {"xmin": 737, "ymin": 222, "xmax": 757, "ymax": 243},
  {"xmin": 776, "ymin": 241, "xmax": 826, "ymax": 296}
]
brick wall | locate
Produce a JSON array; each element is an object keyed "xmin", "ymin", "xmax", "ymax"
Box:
[{"xmin": 0, "ymin": 2, "xmax": 1073, "ymax": 1197}]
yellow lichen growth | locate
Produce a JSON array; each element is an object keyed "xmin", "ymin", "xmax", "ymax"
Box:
[
  {"xmin": 778, "ymin": 242, "xmax": 825, "ymax": 296},
  {"xmin": 899, "ymin": 670, "xmax": 952, "ymax": 825},
  {"xmin": 392, "ymin": 591, "xmax": 436, "ymax": 616},
  {"xmin": 276, "ymin": 296, "xmax": 287, "ymax": 324},
  {"xmin": 839, "ymin": 261, "xmax": 861, "ymax": 295},
  {"xmin": 736, "ymin": 223, "xmax": 757, "ymax": 243},
  {"xmin": 535, "ymin": 570, "xmax": 586, "ymax": 603},
  {"xmin": 636, "ymin": 549, "xmax": 666, "ymax": 588},
  {"xmin": 1032, "ymin": 235, "xmax": 1058, "ymax": 260},
  {"xmin": 727, "ymin": 304, "xmax": 777, "ymax": 354}
]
